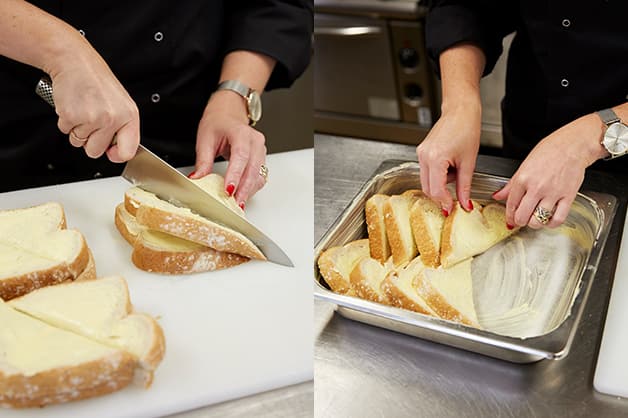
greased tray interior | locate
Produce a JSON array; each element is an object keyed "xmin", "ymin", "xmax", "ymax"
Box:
[{"xmin": 314, "ymin": 161, "xmax": 617, "ymax": 363}]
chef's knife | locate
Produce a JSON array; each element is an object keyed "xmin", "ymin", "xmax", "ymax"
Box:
[{"xmin": 36, "ymin": 77, "xmax": 294, "ymax": 267}]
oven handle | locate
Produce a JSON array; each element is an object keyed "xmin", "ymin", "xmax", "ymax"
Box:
[{"xmin": 314, "ymin": 26, "xmax": 383, "ymax": 38}]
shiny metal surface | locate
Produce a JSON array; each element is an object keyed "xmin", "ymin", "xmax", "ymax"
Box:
[
  {"xmin": 314, "ymin": 134, "xmax": 628, "ymax": 417},
  {"xmin": 122, "ymin": 146, "xmax": 293, "ymax": 267}
]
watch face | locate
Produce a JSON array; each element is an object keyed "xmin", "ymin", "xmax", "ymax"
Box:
[
  {"xmin": 248, "ymin": 91, "xmax": 262, "ymax": 123},
  {"xmin": 603, "ymin": 122, "xmax": 628, "ymax": 155}
]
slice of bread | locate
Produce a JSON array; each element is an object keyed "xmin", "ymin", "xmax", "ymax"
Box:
[
  {"xmin": 410, "ymin": 196, "xmax": 445, "ymax": 268},
  {"xmin": 382, "ymin": 256, "xmax": 435, "ymax": 316},
  {"xmin": 125, "ymin": 187, "xmax": 264, "ymax": 260},
  {"xmin": 349, "ymin": 256, "xmax": 394, "ymax": 304},
  {"xmin": 0, "ymin": 299, "xmax": 136, "ymax": 408},
  {"xmin": 365, "ymin": 194, "xmax": 391, "ymax": 263},
  {"xmin": 317, "ymin": 239, "xmax": 370, "ymax": 294},
  {"xmin": 415, "ymin": 259, "xmax": 480, "ymax": 327},
  {"xmin": 76, "ymin": 249, "xmax": 97, "ymax": 281},
  {"xmin": 115, "ymin": 204, "xmax": 249, "ymax": 274},
  {"xmin": 9, "ymin": 276, "xmax": 165, "ymax": 388},
  {"xmin": 0, "ymin": 202, "xmax": 66, "ymax": 233},
  {"xmin": 384, "ymin": 190, "xmax": 423, "ymax": 266},
  {"xmin": 441, "ymin": 201, "xmax": 517, "ymax": 268}
]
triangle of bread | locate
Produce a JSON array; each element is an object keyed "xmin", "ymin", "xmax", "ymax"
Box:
[
  {"xmin": 384, "ymin": 190, "xmax": 423, "ymax": 266},
  {"xmin": 381, "ymin": 256, "xmax": 435, "ymax": 315},
  {"xmin": 440, "ymin": 201, "xmax": 517, "ymax": 268},
  {"xmin": 0, "ymin": 299, "xmax": 136, "ymax": 408},
  {"xmin": 115, "ymin": 204, "xmax": 249, "ymax": 274},
  {"xmin": 317, "ymin": 239, "xmax": 369, "ymax": 294},
  {"xmin": 410, "ymin": 195, "xmax": 445, "ymax": 268},
  {"xmin": 9, "ymin": 276, "xmax": 165, "ymax": 388},
  {"xmin": 415, "ymin": 259, "xmax": 479, "ymax": 327},
  {"xmin": 365, "ymin": 194, "xmax": 391, "ymax": 263},
  {"xmin": 349, "ymin": 256, "xmax": 394, "ymax": 304}
]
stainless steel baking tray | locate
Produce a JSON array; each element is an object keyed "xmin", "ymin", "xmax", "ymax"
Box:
[{"xmin": 314, "ymin": 160, "xmax": 617, "ymax": 363}]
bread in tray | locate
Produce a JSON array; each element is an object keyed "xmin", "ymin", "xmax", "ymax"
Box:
[
  {"xmin": 317, "ymin": 239, "xmax": 370, "ymax": 295},
  {"xmin": 0, "ymin": 203, "xmax": 93, "ymax": 301},
  {"xmin": 123, "ymin": 173, "xmax": 264, "ymax": 261},
  {"xmin": 365, "ymin": 194, "xmax": 391, "ymax": 263},
  {"xmin": 410, "ymin": 195, "xmax": 445, "ymax": 268},
  {"xmin": 381, "ymin": 256, "xmax": 435, "ymax": 316},
  {"xmin": 384, "ymin": 190, "xmax": 423, "ymax": 266},
  {"xmin": 115, "ymin": 203, "xmax": 249, "ymax": 274},
  {"xmin": 349, "ymin": 256, "xmax": 394, "ymax": 304}
]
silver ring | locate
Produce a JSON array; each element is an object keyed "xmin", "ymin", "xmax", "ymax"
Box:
[
  {"xmin": 533, "ymin": 205, "xmax": 553, "ymax": 225},
  {"xmin": 259, "ymin": 164, "xmax": 268, "ymax": 182},
  {"xmin": 70, "ymin": 129, "xmax": 89, "ymax": 143}
]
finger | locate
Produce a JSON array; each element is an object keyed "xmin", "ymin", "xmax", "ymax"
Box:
[
  {"xmin": 428, "ymin": 159, "xmax": 453, "ymax": 215},
  {"xmin": 105, "ymin": 120, "xmax": 140, "ymax": 162},
  {"xmin": 455, "ymin": 160, "xmax": 475, "ymax": 211},
  {"xmin": 547, "ymin": 196, "xmax": 574, "ymax": 228},
  {"xmin": 191, "ymin": 130, "xmax": 219, "ymax": 179},
  {"xmin": 513, "ymin": 191, "xmax": 539, "ymax": 227},
  {"xmin": 492, "ymin": 182, "xmax": 511, "ymax": 201},
  {"xmin": 504, "ymin": 182, "xmax": 524, "ymax": 227},
  {"xmin": 417, "ymin": 147, "xmax": 430, "ymax": 196},
  {"xmin": 224, "ymin": 135, "xmax": 253, "ymax": 196},
  {"xmin": 83, "ymin": 127, "xmax": 117, "ymax": 159},
  {"xmin": 528, "ymin": 197, "xmax": 558, "ymax": 229},
  {"xmin": 234, "ymin": 143, "xmax": 267, "ymax": 207},
  {"xmin": 68, "ymin": 131, "xmax": 88, "ymax": 148}
]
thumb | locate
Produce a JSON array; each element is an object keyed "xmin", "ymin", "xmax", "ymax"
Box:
[
  {"xmin": 492, "ymin": 181, "xmax": 511, "ymax": 201},
  {"xmin": 455, "ymin": 160, "xmax": 475, "ymax": 211}
]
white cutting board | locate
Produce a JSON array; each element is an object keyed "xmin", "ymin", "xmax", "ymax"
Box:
[
  {"xmin": 594, "ymin": 210, "xmax": 628, "ymax": 398},
  {"xmin": 0, "ymin": 149, "xmax": 313, "ymax": 418}
]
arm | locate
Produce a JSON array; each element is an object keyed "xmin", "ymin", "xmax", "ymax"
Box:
[
  {"xmin": 493, "ymin": 103, "xmax": 628, "ymax": 229},
  {"xmin": 0, "ymin": 0, "xmax": 139, "ymax": 162}
]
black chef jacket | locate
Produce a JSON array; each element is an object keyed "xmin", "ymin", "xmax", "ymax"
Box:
[
  {"xmin": 0, "ymin": 1, "xmax": 313, "ymax": 191},
  {"xmin": 426, "ymin": 0, "xmax": 628, "ymax": 172}
]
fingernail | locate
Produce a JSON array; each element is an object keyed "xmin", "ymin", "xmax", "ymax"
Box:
[
  {"xmin": 491, "ymin": 191, "xmax": 498, "ymax": 198},
  {"xmin": 187, "ymin": 170, "xmax": 197, "ymax": 179},
  {"xmin": 507, "ymin": 223, "xmax": 514, "ymax": 230},
  {"xmin": 226, "ymin": 183, "xmax": 235, "ymax": 196},
  {"xmin": 239, "ymin": 202, "xmax": 245, "ymax": 210},
  {"xmin": 441, "ymin": 208, "xmax": 449, "ymax": 217},
  {"xmin": 467, "ymin": 200, "xmax": 474, "ymax": 211}
]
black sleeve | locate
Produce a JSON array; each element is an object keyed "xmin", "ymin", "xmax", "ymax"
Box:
[
  {"xmin": 425, "ymin": 0, "xmax": 517, "ymax": 77},
  {"xmin": 223, "ymin": 0, "xmax": 313, "ymax": 90}
]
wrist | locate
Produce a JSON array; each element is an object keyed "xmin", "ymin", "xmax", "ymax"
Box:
[
  {"xmin": 42, "ymin": 30, "xmax": 94, "ymax": 77},
  {"xmin": 440, "ymin": 96, "xmax": 482, "ymax": 121},
  {"xmin": 206, "ymin": 90, "xmax": 249, "ymax": 124},
  {"xmin": 582, "ymin": 113, "xmax": 610, "ymax": 166}
]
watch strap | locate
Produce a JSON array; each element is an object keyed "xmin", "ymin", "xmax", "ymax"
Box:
[
  {"xmin": 216, "ymin": 80, "xmax": 251, "ymax": 99},
  {"xmin": 597, "ymin": 108, "xmax": 621, "ymax": 126}
]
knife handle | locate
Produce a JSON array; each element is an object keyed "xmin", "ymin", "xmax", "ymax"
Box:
[{"xmin": 35, "ymin": 76, "xmax": 118, "ymax": 146}]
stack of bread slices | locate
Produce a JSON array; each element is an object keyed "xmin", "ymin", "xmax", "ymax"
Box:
[
  {"xmin": 115, "ymin": 173, "xmax": 266, "ymax": 274},
  {"xmin": 0, "ymin": 203, "xmax": 165, "ymax": 408},
  {"xmin": 318, "ymin": 190, "xmax": 519, "ymax": 328}
]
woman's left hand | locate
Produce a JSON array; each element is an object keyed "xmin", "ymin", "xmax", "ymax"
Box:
[
  {"xmin": 191, "ymin": 90, "xmax": 267, "ymax": 210},
  {"xmin": 492, "ymin": 113, "xmax": 607, "ymax": 229}
]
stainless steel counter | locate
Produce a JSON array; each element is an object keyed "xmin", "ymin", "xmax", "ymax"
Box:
[{"xmin": 314, "ymin": 134, "xmax": 628, "ymax": 418}]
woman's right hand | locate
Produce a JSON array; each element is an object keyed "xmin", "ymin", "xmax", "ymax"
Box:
[
  {"xmin": 415, "ymin": 102, "xmax": 482, "ymax": 215},
  {"xmin": 49, "ymin": 38, "xmax": 140, "ymax": 163}
]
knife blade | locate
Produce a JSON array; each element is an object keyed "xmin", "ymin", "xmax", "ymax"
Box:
[{"xmin": 36, "ymin": 76, "xmax": 294, "ymax": 267}]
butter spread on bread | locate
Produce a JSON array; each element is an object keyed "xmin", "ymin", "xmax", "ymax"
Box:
[
  {"xmin": 410, "ymin": 195, "xmax": 445, "ymax": 268},
  {"xmin": 349, "ymin": 256, "xmax": 394, "ymax": 304},
  {"xmin": 317, "ymin": 239, "xmax": 369, "ymax": 294},
  {"xmin": 384, "ymin": 190, "xmax": 423, "ymax": 266},
  {"xmin": 382, "ymin": 256, "xmax": 435, "ymax": 316}
]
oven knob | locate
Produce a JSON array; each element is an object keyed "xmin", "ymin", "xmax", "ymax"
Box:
[{"xmin": 399, "ymin": 47, "xmax": 419, "ymax": 68}]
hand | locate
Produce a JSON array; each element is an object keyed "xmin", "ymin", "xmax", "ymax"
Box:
[
  {"xmin": 492, "ymin": 114, "xmax": 607, "ymax": 229},
  {"xmin": 416, "ymin": 102, "xmax": 481, "ymax": 215},
  {"xmin": 51, "ymin": 41, "xmax": 140, "ymax": 162},
  {"xmin": 191, "ymin": 90, "xmax": 267, "ymax": 209}
]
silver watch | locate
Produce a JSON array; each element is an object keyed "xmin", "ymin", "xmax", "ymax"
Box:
[
  {"xmin": 216, "ymin": 80, "xmax": 262, "ymax": 126},
  {"xmin": 597, "ymin": 108, "xmax": 628, "ymax": 160}
]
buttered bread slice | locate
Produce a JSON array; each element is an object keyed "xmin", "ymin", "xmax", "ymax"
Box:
[
  {"xmin": 9, "ymin": 276, "xmax": 165, "ymax": 387},
  {"xmin": 384, "ymin": 190, "xmax": 423, "ymax": 266},
  {"xmin": 382, "ymin": 256, "xmax": 435, "ymax": 316},
  {"xmin": 0, "ymin": 299, "xmax": 135, "ymax": 408},
  {"xmin": 349, "ymin": 256, "xmax": 394, "ymax": 304},
  {"xmin": 410, "ymin": 196, "xmax": 445, "ymax": 268},
  {"xmin": 318, "ymin": 239, "xmax": 370, "ymax": 295},
  {"xmin": 365, "ymin": 194, "xmax": 391, "ymax": 263}
]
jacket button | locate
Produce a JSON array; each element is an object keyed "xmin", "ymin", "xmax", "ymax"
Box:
[
  {"xmin": 561, "ymin": 19, "xmax": 571, "ymax": 28},
  {"xmin": 154, "ymin": 32, "xmax": 164, "ymax": 42},
  {"xmin": 78, "ymin": 29, "xmax": 85, "ymax": 36},
  {"xmin": 561, "ymin": 79, "xmax": 569, "ymax": 87},
  {"xmin": 151, "ymin": 93, "xmax": 161, "ymax": 103},
  {"xmin": 94, "ymin": 172, "xmax": 102, "ymax": 178},
  {"xmin": 47, "ymin": 163, "xmax": 55, "ymax": 170}
]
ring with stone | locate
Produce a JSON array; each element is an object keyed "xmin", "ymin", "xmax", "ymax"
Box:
[
  {"xmin": 259, "ymin": 164, "xmax": 269, "ymax": 182},
  {"xmin": 70, "ymin": 129, "xmax": 89, "ymax": 143},
  {"xmin": 533, "ymin": 205, "xmax": 553, "ymax": 225}
]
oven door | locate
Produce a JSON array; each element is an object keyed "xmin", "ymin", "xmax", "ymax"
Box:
[{"xmin": 314, "ymin": 14, "xmax": 400, "ymax": 121}]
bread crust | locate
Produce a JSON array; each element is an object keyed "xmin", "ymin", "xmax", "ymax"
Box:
[
  {"xmin": 410, "ymin": 197, "xmax": 444, "ymax": 268},
  {"xmin": 317, "ymin": 239, "xmax": 370, "ymax": 294},
  {"xmin": 0, "ymin": 351, "xmax": 136, "ymax": 408},
  {"xmin": 75, "ymin": 249, "xmax": 97, "ymax": 281},
  {"xmin": 365, "ymin": 194, "xmax": 390, "ymax": 263},
  {"xmin": 349, "ymin": 257, "xmax": 389, "ymax": 304},
  {"xmin": 381, "ymin": 273, "xmax": 433, "ymax": 315},
  {"xmin": 384, "ymin": 191, "xmax": 422, "ymax": 266}
]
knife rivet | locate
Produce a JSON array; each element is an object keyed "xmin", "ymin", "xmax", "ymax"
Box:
[
  {"xmin": 151, "ymin": 93, "xmax": 161, "ymax": 103},
  {"xmin": 93, "ymin": 172, "xmax": 102, "ymax": 178}
]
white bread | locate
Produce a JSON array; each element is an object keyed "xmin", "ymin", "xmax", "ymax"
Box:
[
  {"xmin": 124, "ymin": 186, "xmax": 264, "ymax": 261},
  {"xmin": 0, "ymin": 203, "xmax": 90, "ymax": 301},
  {"xmin": 364, "ymin": 194, "xmax": 391, "ymax": 263},
  {"xmin": 415, "ymin": 259, "xmax": 480, "ymax": 327},
  {"xmin": 384, "ymin": 190, "xmax": 423, "ymax": 266},
  {"xmin": 9, "ymin": 276, "xmax": 165, "ymax": 387},
  {"xmin": 349, "ymin": 256, "xmax": 394, "ymax": 304},
  {"xmin": 115, "ymin": 204, "xmax": 249, "ymax": 274},
  {"xmin": 0, "ymin": 299, "xmax": 136, "ymax": 408},
  {"xmin": 441, "ymin": 201, "xmax": 518, "ymax": 268},
  {"xmin": 317, "ymin": 239, "xmax": 370, "ymax": 294},
  {"xmin": 381, "ymin": 256, "xmax": 435, "ymax": 316},
  {"xmin": 76, "ymin": 249, "xmax": 97, "ymax": 281},
  {"xmin": 410, "ymin": 196, "xmax": 445, "ymax": 268}
]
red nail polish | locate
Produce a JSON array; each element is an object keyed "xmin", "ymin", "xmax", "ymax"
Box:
[
  {"xmin": 187, "ymin": 170, "xmax": 196, "ymax": 179},
  {"xmin": 441, "ymin": 208, "xmax": 449, "ymax": 217},
  {"xmin": 226, "ymin": 183, "xmax": 235, "ymax": 196},
  {"xmin": 507, "ymin": 223, "xmax": 514, "ymax": 230},
  {"xmin": 239, "ymin": 202, "xmax": 245, "ymax": 210},
  {"xmin": 467, "ymin": 200, "xmax": 474, "ymax": 211}
]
